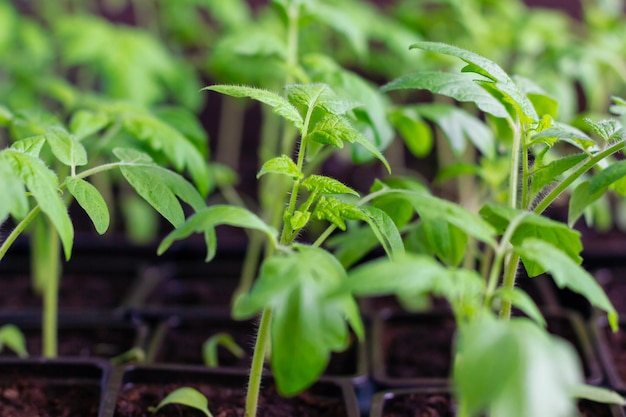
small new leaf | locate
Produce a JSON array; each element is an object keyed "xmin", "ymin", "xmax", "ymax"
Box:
[
  {"xmin": 257, "ymin": 155, "xmax": 302, "ymax": 180},
  {"xmin": 153, "ymin": 387, "xmax": 212, "ymax": 417},
  {"xmin": 0, "ymin": 324, "xmax": 28, "ymax": 358},
  {"xmin": 286, "ymin": 84, "xmax": 358, "ymax": 115},
  {"xmin": 312, "ymin": 196, "xmax": 366, "ymax": 230},
  {"xmin": 69, "ymin": 110, "xmax": 109, "ymax": 140},
  {"xmin": 66, "ymin": 177, "xmax": 110, "ymax": 234},
  {"xmin": 302, "ymin": 175, "xmax": 359, "ymax": 196},
  {"xmin": 307, "ymin": 114, "xmax": 390, "ymax": 172}
]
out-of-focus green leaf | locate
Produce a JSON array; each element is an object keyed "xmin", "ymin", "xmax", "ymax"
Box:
[
  {"xmin": 233, "ymin": 245, "xmax": 362, "ymax": 396},
  {"xmin": 514, "ymin": 238, "xmax": 617, "ymax": 331},
  {"xmin": 455, "ymin": 315, "xmax": 582, "ymax": 417}
]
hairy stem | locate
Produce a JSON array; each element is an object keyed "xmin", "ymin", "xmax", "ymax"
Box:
[
  {"xmin": 533, "ymin": 140, "xmax": 626, "ymax": 215},
  {"xmin": 499, "ymin": 253, "xmax": 521, "ymax": 319},
  {"xmin": 245, "ymin": 308, "xmax": 272, "ymax": 417},
  {"xmin": 508, "ymin": 121, "xmax": 522, "ymax": 209}
]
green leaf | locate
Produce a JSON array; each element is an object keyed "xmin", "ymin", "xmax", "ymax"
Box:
[
  {"xmin": 389, "ymin": 109, "xmax": 433, "ymax": 157},
  {"xmin": 360, "ymin": 206, "xmax": 405, "ymax": 260},
  {"xmin": 257, "ymin": 155, "xmax": 302, "ymax": 180},
  {"xmin": 531, "ymin": 125, "xmax": 595, "ymax": 151},
  {"xmin": 69, "ymin": 110, "xmax": 110, "ymax": 141},
  {"xmin": 203, "ymin": 0, "xmax": 251, "ymax": 28},
  {"xmin": 65, "ymin": 177, "xmax": 110, "ymax": 234},
  {"xmin": 409, "ymin": 41, "xmax": 537, "ymax": 121},
  {"xmin": 568, "ymin": 181, "xmax": 605, "ymax": 227},
  {"xmin": 302, "ymin": 175, "xmax": 359, "ymax": 196},
  {"xmin": 204, "ymin": 85, "xmax": 303, "ymax": 130},
  {"xmin": 455, "ymin": 315, "xmax": 583, "ymax": 417},
  {"xmin": 312, "ymin": 196, "xmax": 366, "ymax": 231},
  {"xmin": 153, "ymin": 387, "xmax": 212, "ymax": 417},
  {"xmin": 0, "ymin": 155, "xmax": 28, "ymax": 222},
  {"xmin": 306, "ymin": 114, "xmax": 390, "ymax": 172},
  {"xmin": 233, "ymin": 246, "xmax": 362, "ymax": 396},
  {"xmin": 514, "ymin": 238, "xmax": 617, "ymax": 331},
  {"xmin": 45, "ymin": 127, "xmax": 88, "ymax": 167},
  {"xmin": 344, "ymin": 254, "xmax": 447, "ymax": 296},
  {"xmin": 4, "ymin": 150, "xmax": 73, "ymax": 259},
  {"xmin": 153, "ymin": 107, "xmax": 209, "ymax": 157},
  {"xmin": 584, "ymin": 118, "xmax": 623, "ymax": 145},
  {"xmin": 10, "ymin": 136, "xmax": 46, "ymax": 157},
  {"xmin": 0, "ymin": 324, "xmax": 28, "ymax": 358},
  {"xmin": 416, "ymin": 104, "xmax": 495, "ymax": 159},
  {"xmin": 480, "ymin": 204, "xmax": 582, "ymax": 276},
  {"xmin": 572, "ymin": 384, "xmax": 625, "ymax": 405},
  {"xmin": 531, "ymin": 153, "xmax": 587, "ymax": 196},
  {"xmin": 421, "ymin": 216, "xmax": 467, "ymax": 267},
  {"xmin": 493, "ymin": 287, "xmax": 546, "ymax": 327},
  {"xmin": 158, "ymin": 205, "xmax": 277, "ymax": 262},
  {"xmin": 287, "ymin": 83, "xmax": 359, "ymax": 115},
  {"xmin": 383, "ymin": 72, "xmax": 509, "ymax": 119},
  {"xmin": 0, "ymin": 105, "xmax": 13, "ymax": 126},
  {"xmin": 404, "ymin": 192, "xmax": 497, "ymax": 247},
  {"xmin": 344, "ymin": 254, "xmax": 484, "ymax": 309},
  {"xmin": 305, "ymin": 3, "xmax": 367, "ymax": 59},
  {"xmin": 589, "ymin": 160, "xmax": 626, "ymax": 194},
  {"xmin": 326, "ymin": 225, "xmax": 380, "ymax": 268},
  {"xmin": 120, "ymin": 111, "xmax": 211, "ymax": 196},
  {"xmin": 114, "ymin": 148, "xmax": 206, "ymax": 228}
]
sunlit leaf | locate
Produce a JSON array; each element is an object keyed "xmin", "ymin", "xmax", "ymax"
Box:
[
  {"xmin": 158, "ymin": 205, "xmax": 277, "ymax": 261},
  {"xmin": 45, "ymin": 127, "xmax": 88, "ymax": 167},
  {"xmin": 66, "ymin": 177, "xmax": 110, "ymax": 234},
  {"xmin": 257, "ymin": 155, "xmax": 302, "ymax": 180},
  {"xmin": 383, "ymin": 72, "xmax": 509, "ymax": 120},
  {"xmin": 3, "ymin": 149, "xmax": 73, "ymax": 259},
  {"xmin": 205, "ymin": 85, "xmax": 303, "ymax": 130}
]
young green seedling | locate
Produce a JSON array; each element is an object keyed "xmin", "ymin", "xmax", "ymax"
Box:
[{"xmin": 340, "ymin": 42, "xmax": 625, "ymax": 417}]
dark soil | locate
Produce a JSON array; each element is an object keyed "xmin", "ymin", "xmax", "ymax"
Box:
[
  {"xmin": 381, "ymin": 313, "xmax": 593, "ymax": 380},
  {"xmin": 0, "ymin": 325, "xmax": 139, "ymax": 358},
  {"xmin": 383, "ymin": 315, "xmax": 456, "ymax": 379},
  {"xmin": 0, "ymin": 378, "xmax": 100, "ymax": 417},
  {"xmin": 603, "ymin": 324, "xmax": 626, "ymax": 383},
  {"xmin": 141, "ymin": 257, "xmax": 244, "ymax": 310},
  {"xmin": 115, "ymin": 381, "xmax": 348, "ymax": 417},
  {"xmin": 595, "ymin": 267, "xmax": 626, "ymax": 315},
  {"xmin": 382, "ymin": 392, "xmax": 454, "ymax": 417},
  {"xmin": 154, "ymin": 317, "xmax": 360, "ymax": 376},
  {"xmin": 379, "ymin": 393, "xmax": 615, "ymax": 417}
]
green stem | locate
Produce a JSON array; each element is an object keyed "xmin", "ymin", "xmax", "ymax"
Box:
[
  {"xmin": 521, "ymin": 133, "xmax": 530, "ymax": 210},
  {"xmin": 499, "ymin": 253, "xmax": 521, "ymax": 319},
  {"xmin": 0, "ymin": 206, "xmax": 41, "ymax": 262},
  {"xmin": 484, "ymin": 213, "xmax": 528, "ymax": 308},
  {"xmin": 42, "ymin": 222, "xmax": 60, "ymax": 358},
  {"xmin": 508, "ymin": 121, "xmax": 522, "ymax": 209},
  {"xmin": 533, "ymin": 139, "xmax": 626, "ymax": 214},
  {"xmin": 245, "ymin": 308, "xmax": 272, "ymax": 417}
]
